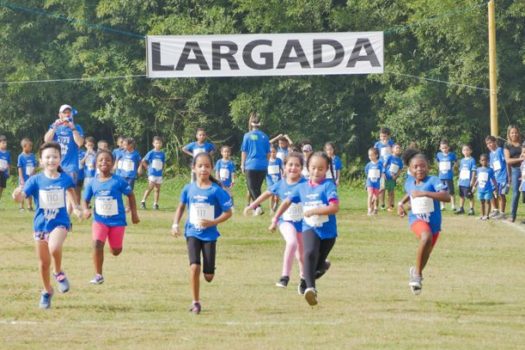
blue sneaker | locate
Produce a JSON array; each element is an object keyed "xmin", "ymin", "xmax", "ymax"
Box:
[
  {"xmin": 54, "ymin": 271, "xmax": 70, "ymax": 293},
  {"xmin": 90, "ymin": 274, "xmax": 104, "ymax": 285},
  {"xmin": 39, "ymin": 291, "xmax": 53, "ymax": 309}
]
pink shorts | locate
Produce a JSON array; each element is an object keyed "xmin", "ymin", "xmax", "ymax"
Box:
[
  {"xmin": 92, "ymin": 222, "xmax": 125, "ymax": 249},
  {"xmin": 367, "ymin": 187, "xmax": 380, "ymax": 196}
]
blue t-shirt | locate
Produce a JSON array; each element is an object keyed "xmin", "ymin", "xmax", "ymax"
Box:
[
  {"xmin": 276, "ymin": 147, "xmax": 289, "ymax": 163},
  {"xmin": 365, "ymin": 160, "xmax": 383, "ymax": 189},
  {"xmin": 374, "ymin": 139, "xmax": 395, "ymax": 162},
  {"xmin": 404, "ymin": 175, "xmax": 446, "ymax": 234},
  {"xmin": 83, "ymin": 151, "xmax": 97, "ymax": 178},
  {"xmin": 49, "ymin": 123, "xmax": 85, "ymax": 173},
  {"xmin": 0, "ymin": 150, "xmax": 11, "ymax": 176},
  {"xmin": 435, "ymin": 152, "xmax": 457, "ymax": 180},
  {"xmin": 384, "ymin": 155, "xmax": 403, "ymax": 180},
  {"xmin": 288, "ymin": 179, "xmax": 338, "ymax": 239},
  {"xmin": 112, "ymin": 148, "xmax": 123, "ymax": 161},
  {"xmin": 17, "ymin": 152, "xmax": 36, "ymax": 181},
  {"xmin": 184, "ymin": 142, "xmax": 215, "ymax": 158},
  {"xmin": 78, "ymin": 150, "xmax": 86, "ymax": 181},
  {"xmin": 458, "ymin": 157, "xmax": 477, "ymax": 188},
  {"xmin": 267, "ymin": 158, "xmax": 283, "ymax": 185},
  {"xmin": 181, "ymin": 182, "xmax": 233, "ymax": 241},
  {"xmin": 269, "ymin": 177, "xmax": 307, "ymax": 232},
  {"xmin": 477, "ymin": 167, "xmax": 496, "ymax": 192},
  {"xmin": 327, "ymin": 155, "xmax": 342, "ymax": 180},
  {"xmin": 489, "ymin": 147, "xmax": 508, "ymax": 184},
  {"xmin": 214, "ymin": 159, "xmax": 235, "ymax": 188},
  {"xmin": 143, "ymin": 149, "xmax": 166, "ymax": 177},
  {"xmin": 241, "ymin": 130, "xmax": 271, "ymax": 171},
  {"xmin": 23, "ymin": 172, "xmax": 75, "ymax": 232},
  {"xmin": 116, "ymin": 150, "xmax": 141, "ymax": 179},
  {"xmin": 84, "ymin": 175, "xmax": 132, "ymax": 227}
]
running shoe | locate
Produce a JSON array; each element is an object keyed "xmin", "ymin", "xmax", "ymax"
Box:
[
  {"xmin": 304, "ymin": 287, "xmax": 318, "ymax": 306},
  {"xmin": 480, "ymin": 216, "xmax": 489, "ymax": 221},
  {"xmin": 90, "ymin": 274, "xmax": 104, "ymax": 285},
  {"xmin": 489, "ymin": 210, "xmax": 499, "ymax": 218},
  {"xmin": 467, "ymin": 208, "xmax": 475, "ymax": 216},
  {"xmin": 315, "ymin": 260, "xmax": 331, "ymax": 280},
  {"xmin": 454, "ymin": 208, "xmax": 465, "ymax": 215},
  {"xmin": 254, "ymin": 206, "xmax": 264, "ymax": 216},
  {"xmin": 140, "ymin": 201, "xmax": 146, "ymax": 209},
  {"xmin": 298, "ymin": 278, "xmax": 307, "ymax": 295},
  {"xmin": 153, "ymin": 203, "xmax": 159, "ymax": 210},
  {"xmin": 39, "ymin": 290, "xmax": 53, "ymax": 309},
  {"xmin": 189, "ymin": 302, "xmax": 201, "ymax": 314},
  {"xmin": 409, "ymin": 266, "xmax": 422, "ymax": 295},
  {"xmin": 275, "ymin": 276, "xmax": 289, "ymax": 288},
  {"xmin": 54, "ymin": 271, "xmax": 70, "ymax": 293}
]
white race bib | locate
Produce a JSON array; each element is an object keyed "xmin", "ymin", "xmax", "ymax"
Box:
[
  {"xmin": 95, "ymin": 196, "xmax": 118, "ymax": 216},
  {"xmin": 189, "ymin": 203, "xmax": 214, "ymax": 229},
  {"xmin": 389, "ymin": 163, "xmax": 399, "ymax": 175},
  {"xmin": 439, "ymin": 161, "xmax": 451, "ymax": 172},
  {"xmin": 303, "ymin": 202, "xmax": 329, "ymax": 227},
  {"xmin": 411, "ymin": 196, "xmax": 434, "ymax": 215},
  {"xmin": 25, "ymin": 165, "xmax": 34, "ymax": 176},
  {"xmin": 380, "ymin": 147, "xmax": 391, "ymax": 157},
  {"xmin": 39, "ymin": 189, "xmax": 65, "ymax": 210},
  {"xmin": 492, "ymin": 160, "xmax": 502, "ymax": 171},
  {"xmin": 282, "ymin": 203, "xmax": 303, "ymax": 222},
  {"xmin": 121, "ymin": 159, "xmax": 134, "ymax": 172},
  {"xmin": 368, "ymin": 168, "xmax": 380, "ymax": 180},
  {"xmin": 478, "ymin": 172, "xmax": 489, "ymax": 182},
  {"xmin": 192, "ymin": 148, "xmax": 206, "ymax": 157},
  {"xmin": 459, "ymin": 169, "xmax": 471, "ymax": 180},
  {"xmin": 151, "ymin": 159, "xmax": 163, "ymax": 171},
  {"xmin": 219, "ymin": 168, "xmax": 230, "ymax": 180},
  {"xmin": 0, "ymin": 159, "xmax": 7, "ymax": 171},
  {"xmin": 268, "ymin": 165, "xmax": 280, "ymax": 175}
]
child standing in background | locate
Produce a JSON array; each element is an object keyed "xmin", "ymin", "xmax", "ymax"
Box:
[
  {"xmin": 456, "ymin": 144, "xmax": 476, "ymax": 215},
  {"xmin": 214, "ymin": 145, "xmax": 236, "ymax": 197},
  {"xmin": 0, "ymin": 135, "xmax": 11, "ymax": 203},
  {"xmin": 324, "ymin": 142, "xmax": 342, "ymax": 186},
  {"xmin": 374, "ymin": 128, "xmax": 394, "ymax": 209},
  {"xmin": 383, "ymin": 144, "xmax": 403, "ymax": 211},
  {"xmin": 115, "ymin": 138, "xmax": 141, "ymax": 211},
  {"xmin": 473, "ymin": 154, "xmax": 497, "ymax": 220},
  {"xmin": 270, "ymin": 134, "xmax": 293, "ymax": 163},
  {"xmin": 140, "ymin": 136, "xmax": 166, "ymax": 210},
  {"xmin": 486, "ymin": 136, "xmax": 508, "ymax": 219},
  {"xmin": 267, "ymin": 145, "xmax": 284, "ymax": 212},
  {"xmin": 82, "ymin": 137, "xmax": 97, "ymax": 189},
  {"xmin": 301, "ymin": 144, "xmax": 313, "ymax": 179},
  {"xmin": 183, "ymin": 128, "xmax": 216, "ymax": 182},
  {"xmin": 97, "ymin": 139, "xmax": 109, "ymax": 152},
  {"xmin": 17, "ymin": 138, "xmax": 36, "ymax": 211},
  {"xmin": 435, "ymin": 139, "xmax": 457, "ymax": 211},
  {"xmin": 365, "ymin": 148, "xmax": 383, "ymax": 215}
]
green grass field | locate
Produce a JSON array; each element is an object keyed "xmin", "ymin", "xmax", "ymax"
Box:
[{"xmin": 2, "ymin": 177, "xmax": 525, "ymax": 349}]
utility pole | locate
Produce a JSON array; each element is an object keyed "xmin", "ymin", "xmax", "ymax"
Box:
[{"xmin": 488, "ymin": 0, "xmax": 498, "ymax": 136}]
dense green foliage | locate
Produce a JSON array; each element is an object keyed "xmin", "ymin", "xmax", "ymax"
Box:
[{"xmin": 0, "ymin": 0, "xmax": 524, "ymax": 170}]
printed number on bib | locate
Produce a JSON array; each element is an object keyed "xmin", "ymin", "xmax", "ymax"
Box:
[
  {"xmin": 459, "ymin": 169, "xmax": 471, "ymax": 180},
  {"xmin": 303, "ymin": 202, "xmax": 329, "ymax": 227},
  {"xmin": 268, "ymin": 165, "xmax": 280, "ymax": 175},
  {"xmin": 380, "ymin": 147, "xmax": 391, "ymax": 157},
  {"xmin": 439, "ymin": 161, "xmax": 451, "ymax": 172},
  {"xmin": 25, "ymin": 166, "xmax": 34, "ymax": 176},
  {"xmin": 492, "ymin": 160, "xmax": 502, "ymax": 171},
  {"xmin": 368, "ymin": 168, "xmax": 380, "ymax": 180},
  {"xmin": 151, "ymin": 159, "xmax": 163, "ymax": 171},
  {"xmin": 95, "ymin": 197, "xmax": 118, "ymax": 216},
  {"xmin": 389, "ymin": 163, "xmax": 399, "ymax": 175},
  {"xmin": 193, "ymin": 148, "xmax": 205, "ymax": 157},
  {"xmin": 219, "ymin": 168, "xmax": 230, "ymax": 180},
  {"xmin": 410, "ymin": 196, "xmax": 434, "ymax": 215},
  {"xmin": 39, "ymin": 189, "xmax": 65, "ymax": 210},
  {"xmin": 0, "ymin": 159, "xmax": 7, "ymax": 171},
  {"xmin": 282, "ymin": 203, "xmax": 303, "ymax": 222},
  {"xmin": 189, "ymin": 203, "xmax": 214, "ymax": 229},
  {"xmin": 122, "ymin": 159, "xmax": 134, "ymax": 172}
]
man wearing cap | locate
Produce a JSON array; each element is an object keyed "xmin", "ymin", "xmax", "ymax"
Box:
[{"xmin": 44, "ymin": 104, "xmax": 85, "ymax": 192}]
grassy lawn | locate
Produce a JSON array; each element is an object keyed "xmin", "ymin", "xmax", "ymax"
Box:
[{"xmin": 1, "ymin": 177, "xmax": 525, "ymax": 349}]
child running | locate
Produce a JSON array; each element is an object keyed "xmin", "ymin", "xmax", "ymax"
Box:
[
  {"xmin": 473, "ymin": 154, "xmax": 497, "ymax": 220},
  {"xmin": 244, "ymin": 152, "xmax": 306, "ymax": 290},
  {"xmin": 435, "ymin": 139, "xmax": 457, "ymax": 211},
  {"xmin": 171, "ymin": 152, "xmax": 233, "ymax": 314},
  {"xmin": 140, "ymin": 136, "xmax": 166, "ymax": 210},
  {"xmin": 486, "ymin": 136, "xmax": 509, "ymax": 219},
  {"xmin": 456, "ymin": 144, "xmax": 477, "ymax": 215},
  {"xmin": 398, "ymin": 151, "xmax": 450, "ymax": 295},
  {"xmin": 267, "ymin": 145, "xmax": 284, "ymax": 212},
  {"xmin": 114, "ymin": 137, "xmax": 141, "ymax": 210},
  {"xmin": 17, "ymin": 138, "xmax": 36, "ymax": 211},
  {"xmin": 12, "ymin": 142, "xmax": 82, "ymax": 308},
  {"xmin": 82, "ymin": 137, "xmax": 97, "ymax": 189},
  {"xmin": 82, "ymin": 150, "xmax": 140, "ymax": 284},
  {"xmin": 214, "ymin": 145, "xmax": 236, "ymax": 197},
  {"xmin": 0, "ymin": 135, "xmax": 11, "ymax": 203},
  {"xmin": 270, "ymin": 151, "xmax": 339, "ymax": 306},
  {"xmin": 383, "ymin": 144, "xmax": 403, "ymax": 211},
  {"xmin": 365, "ymin": 147, "xmax": 383, "ymax": 215},
  {"xmin": 324, "ymin": 142, "xmax": 342, "ymax": 186}
]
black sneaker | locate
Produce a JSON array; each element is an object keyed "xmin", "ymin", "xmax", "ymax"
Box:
[
  {"xmin": 455, "ymin": 208, "xmax": 465, "ymax": 215},
  {"xmin": 275, "ymin": 276, "xmax": 289, "ymax": 288},
  {"xmin": 467, "ymin": 208, "xmax": 475, "ymax": 216},
  {"xmin": 153, "ymin": 203, "xmax": 159, "ymax": 210},
  {"xmin": 140, "ymin": 201, "xmax": 146, "ymax": 209},
  {"xmin": 298, "ymin": 278, "xmax": 307, "ymax": 295},
  {"xmin": 315, "ymin": 260, "xmax": 331, "ymax": 280}
]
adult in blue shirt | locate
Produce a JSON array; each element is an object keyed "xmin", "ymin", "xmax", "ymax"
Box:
[{"xmin": 241, "ymin": 112, "xmax": 270, "ymax": 215}]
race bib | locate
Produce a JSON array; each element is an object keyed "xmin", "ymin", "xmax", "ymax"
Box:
[
  {"xmin": 60, "ymin": 143, "xmax": 68, "ymax": 156},
  {"xmin": 192, "ymin": 148, "xmax": 206, "ymax": 157},
  {"xmin": 25, "ymin": 165, "xmax": 34, "ymax": 176},
  {"xmin": 492, "ymin": 160, "xmax": 502, "ymax": 171},
  {"xmin": 368, "ymin": 168, "xmax": 380, "ymax": 180},
  {"xmin": 282, "ymin": 203, "xmax": 303, "ymax": 222},
  {"xmin": 189, "ymin": 203, "xmax": 214, "ymax": 229},
  {"xmin": 459, "ymin": 169, "xmax": 471, "ymax": 180},
  {"xmin": 380, "ymin": 147, "xmax": 391, "ymax": 157},
  {"xmin": 268, "ymin": 165, "xmax": 280, "ymax": 175},
  {"xmin": 39, "ymin": 189, "xmax": 65, "ymax": 210},
  {"xmin": 303, "ymin": 202, "xmax": 329, "ymax": 227},
  {"xmin": 389, "ymin": 163, "xmax": 399, "ymax": 175},
  {"xmin": 95, "ymin": 196, "xmax": 118, "ymax": 216},
  {"xmin": 478, "ymin": 172, "xmax": 489, "ymax": 182},
  {"xmin": 219, "ymin": 168, "xmax": 230, "ymax": 180},
  {"xmin": 276, "ymin": 151, "xmax": 286, "ymax": 162},
  {"xmin": 0, "ymin": 159, "xmax": 7, "ymax": 171},
  {"xmin": 411, "ymin": 196, "xmax": 434, "ymax": 215},
  {"xmin": 439, "ymin": 161, "xmax": 451, "ymax": 172},
  {"xmin": 121, "ymin": 159, "xmax": 134, "ymax": 172},
  {"xmin": 151, "ymin": 159, "xmax": 163, "ymax": 171}
]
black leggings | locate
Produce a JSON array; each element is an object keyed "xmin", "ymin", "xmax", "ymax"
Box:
[
  {"xmin": 303, "ymin": 229, "xmax": 336, "ymax": 289},
  {"xmin": 245, "ymin": 170, "xmax": 267, "ymax": 205},
  {"xmin": 187, "ymin": 237, "xmax": 217, "ymax": 274}
]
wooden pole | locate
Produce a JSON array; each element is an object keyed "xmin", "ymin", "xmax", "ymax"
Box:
[{"xmin": 488, "ymin": 0, "xmax": 498, "ymax": 136}]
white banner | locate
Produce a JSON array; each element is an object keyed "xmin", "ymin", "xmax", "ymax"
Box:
[{"xmin": 146, "ymin": 32, "xmax": 383, "ymax": 78}]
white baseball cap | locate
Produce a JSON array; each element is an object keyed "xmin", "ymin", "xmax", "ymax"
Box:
[{"xmin": 59, "ymin": 104, "xmax": 72, "ymax": 113}]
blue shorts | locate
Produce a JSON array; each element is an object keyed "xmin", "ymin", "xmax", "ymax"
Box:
[
  {"xmin": 496, "ymin": 182, "xmax": 509, "ymax": 195},
  {"xmin": 65, "ymin": 171, "xmax": 78, "ymax": 187},
  {"xmin": 478, "ymin": 190, "xmax": 493, "ymax": 201}
]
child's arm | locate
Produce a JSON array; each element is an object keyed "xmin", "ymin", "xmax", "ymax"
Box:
[
  {"xmin": 304, "ymin": 201, "xmax": 339, "ymax": 217},
  {"xmin": 182, "ymin": 145, "xmax": 193, "ymax": 157},
  {"xmin": 269, "ymin": 198, "xmax": 293, "ymax": 231},
  {"xmin": 12, "ymin": 186, "xmax": 26, "ymax": 203},
  {"xmin": 397, "ymin": 193, "xmax": 410, "ymax": 217},
  {"xmin": 335, "ymin": 170, "xmax": 340, "ymax": 186},
  {"xmin": 269, "ymin": 134, "xmax": 283, "ymax": 143},
  {"xmin": 81, "ymin": 198, "xmax": 92, "ymax": 220},
  {"xmin": 231, "ymin": 172, "xmax": 235, "ymax": 188},
  {"xmin": 200, "ymin": 209, "xmax": 232, "ymax": 229},
  {"xmin": 138, "ymin": 160, "xmax": 147, "ymax": 176},
  {"xmin": 244, "ymin": 191, "xmax": 273, "ymax": 216},
  {"xmin": 283, "ymin": 134, "xmax": 293, "ymax": 145},
  {"xmin": 411, "ymin": 190, "xmax": 451, "ymax": 203},
  {"xmin": 66, "ymin": 187, "xmax": 82, "ymax": 218},
  {"xmin": 127, "ymin": 192, "xmax": 140, "ymax": 224},
  {"xmin": 18, "ymin": 167, "xmax": 24, "ymax": 186},
  {"xmin": 171, "ymin": 203, "xmax": 186, "ymax": 237},
  {"xmin": 241, "ymin": 152, "xmax": 247, "ymax": 173}
]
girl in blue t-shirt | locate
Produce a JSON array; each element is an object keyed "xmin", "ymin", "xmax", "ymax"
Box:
[
  {"xmin": 245, "ymin": 152, "xmax": 306, "ymax": 290},
  {"xmin": 82, "ymin": 150, "xmax": 140, "ymax": 285},
  {"xmin": 270, "ymin": 152, "xmax": 339, "ymax": 306},
  {"xmin": 365, "ymin": 147, "xmax": 384, "ymax": 215},
  {"xmin": 398, "ymin": 151, "xmax": 450, "ymax": 296},
  {"xmin": 12, "ymin": 142, "xmax": 82, "ymax": 309},
  {"xmin": 17, "ymin": 137, "xmax": 36, "ymax": 211},
  {"xmin": 267, "ymin": 145, "xmax": 284, "ymax": 212},
  {"xmin": 324, "ymin": 142, "xmax": 342, "ymax": 186},
  {"xmin": 171, "ymin": 152, "xmax": 233, "ymax": 314}
]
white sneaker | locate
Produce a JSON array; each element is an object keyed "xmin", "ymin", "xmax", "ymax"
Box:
[
  {"xmin": 408, "ymin": 266, "xmax": 422, "ymax": 295},
  {"xmin": 304, "ymin": 287, "xmax": 318, "ymax": 305},
  {"xmin": 254, "ymin": 206, "xmax": 263, "ymax": 216}
]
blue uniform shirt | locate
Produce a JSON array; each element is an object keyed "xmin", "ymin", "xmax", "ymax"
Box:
[
  {"xmin": 489, "ymin": 147, "xmax": 508, "ymax": 184},
  {"xmin": 84, "ymin": 175, "xmax": 132, "ymax": 227},
  {"xmin": 143, "ymin": 150, "xmax": 166, "ymax": 177},
  {"xmin": 23, "ymin": 172, "xmax": 75, "ymax": 232},
  {"xmin": 477, "ymin": 167, "xmax": 496, "ymax": 192},
  {"xmin": 404, "ymin": 175, "xmax": 446, "ymax": 234},
  {"xmin": 269, "ymin": 178, "xmax": 307, "ymax": 232},
  {"xmin": 241, "ymin": 130, "xmax": 271, "ymax": 171},
  {"xmin": 184, "ymin": 142, "xmax": 215, "ymax": 158},
  {"xmin": 458, "ymin": 157, "xmax": 477, "ymax": 188},
  {"xmin": 327, "ymin": 155, "xmax": 342, "ymax": 180},
  {"xmin": 49, "ymin": 123, "xmax": 84, "ymax": 173},
  {"xmin": 374, "ymin": 139, "xmax": 395, "ymax": 162},
  {"xmin": 0, "ymin": 150, "xmax": 11, "ymax": 177},
  {"xmin": 214, "ymin": 159, "xmax": 235, "ymax": 188},
  {"xmin": 384, "ymin": 155, "xmax": 403, "ymax": 180},
  {"xmin": 435, "ymin": 152, "xmax": 457, "ymax": 180},
  {"xmin": 83, "ymin": 151, "xmax": 97, "ymax": 178},
  {"xmin": 116, "ymin": 150, "xmax": 141, "ymax": 179},
  {"xmin": 78, "ymin": 150, "xmax": 86, "ymax": 181},
  {"xmin": 267, "ymin": 158, "xmax": 283, "ymax": 186},
  {"xmin": 365, "ymin": 160, "xmax": 384, "ymax": 189},
  {"xmin": 181, "ymin": 182, "xmax": 233, "ymax": 241},
  {"xmin": 17, "ymin": 152, "xmax": 36, "ymax": 181}
]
